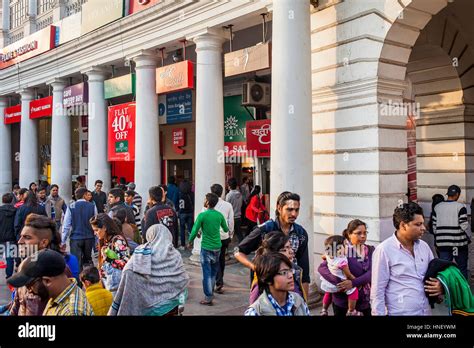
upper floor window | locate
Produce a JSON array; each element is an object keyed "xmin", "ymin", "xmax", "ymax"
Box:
[{"xmin": 9, "ymin": 0, "xmax": 28, "ymax": 30}]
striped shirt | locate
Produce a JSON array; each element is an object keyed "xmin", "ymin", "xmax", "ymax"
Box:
[
  {"xmin": 432, "ymin": 200, "xmax": 470, "ymax": 247},
  {"xmin": 43, "ymin": 279, "xmax": 94, "ymax": 316}
]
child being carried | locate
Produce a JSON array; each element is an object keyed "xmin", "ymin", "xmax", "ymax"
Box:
[{"xmin": 320, "ymin": 235, "xmax": 361, "ymax": 316}]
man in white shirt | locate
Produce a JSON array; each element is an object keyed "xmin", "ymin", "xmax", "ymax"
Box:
[
  {"xmin": 371, "ymin": 202, "xmax": 444, "ymax": 315},
  {"xmin": 203, "ymin": 184, "xmax": 234, "ymax": 294}
]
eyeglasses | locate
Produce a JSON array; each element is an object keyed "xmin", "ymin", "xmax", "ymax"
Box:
[{"xmin": 276, "ymin": 268, "xmax": 295, "ymax": 278}]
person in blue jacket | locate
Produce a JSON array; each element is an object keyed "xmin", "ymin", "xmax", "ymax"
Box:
[{"xmin": 166, "ymin": 176, "xmax": 180, "ymax": 211}]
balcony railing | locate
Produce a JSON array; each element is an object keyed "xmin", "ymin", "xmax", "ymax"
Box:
[{"xmin": 65, "ymin": 0, "xmax": 87, "ymax": 18}]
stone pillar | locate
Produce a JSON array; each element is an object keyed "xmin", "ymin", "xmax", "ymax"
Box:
[
  {"xmin": 0, "ymin": 97, "xmax": 12, "ymax": 193},
  {"xmin": 18, "ymin": 88, "xmax": 38, "ymax": 188},
  {"xmin": 1, "ymin": 0, "xmax": 10, "ymax": 47},
  {"xmin": 24, "ymin": 0, "xmax": 37, "ymax": 35},
  {"xmin": 82, "ymin": 67, "xmax": 111, "ymax": 192},
  {"xmin": 128, "ymin": 50, "xmax": 160, "ymax": 200},
  {"xmin": 270, "ymin": 0, "xmax": 314, "ymax": 271},
  {"xmin": 48, "ymin": 79, "xmax": 72, "ymax": 202},
  {"xmin": 188, "ymin": 28, "xmax": 227, "ymax": 261}
]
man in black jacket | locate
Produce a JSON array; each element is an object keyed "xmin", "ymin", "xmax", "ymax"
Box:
[
  {"xmin": 0, "ymin": 193, "xmax": 18, "ymax": 278},
  {"xmin": 142, "ymin": 186, "xmax": 178, "ymax": 246}
]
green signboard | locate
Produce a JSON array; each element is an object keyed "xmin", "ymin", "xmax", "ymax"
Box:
[
  {"xmin": 104, "ymin": 74, "xmax": 136, "ymax": 99},
  {"xmin": 224, "ymin": 95, "xmax": 254, "ymax": 156},
  {"xmin": 115, "ymin": 140, "xmax": 129, "ymax": 153}
]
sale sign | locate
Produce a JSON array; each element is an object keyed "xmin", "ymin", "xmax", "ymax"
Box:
[
  {"xmin": 30, "ymin": 96, "xmax": 53, "ymax": 119},
  {"xmin": 108, "ymin": 103, "xmax": 136, "ymax": 161},
  {"xmin": 129, "ymin": 0, "xmax": 162, "ymax": 14},
  {"xmin": 172, "ymin": 128, "xmax": 186, "ymax": 154},
  {"xmin": 4, "ymin": 105, "xmax": 21, "ymax": 124},
  {"xmin": 246, "ymin": 119, "xmax": 271, "ymax": 157}
]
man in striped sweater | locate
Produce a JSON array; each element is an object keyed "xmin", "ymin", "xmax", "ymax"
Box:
[{"xmin": 432, "ymin": 185, "xmax": 470, "ymax": 279}]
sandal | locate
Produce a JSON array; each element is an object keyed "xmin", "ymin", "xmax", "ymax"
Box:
[
  {"xmin": 320, "ymin": 308, "xmax": 329, "ymax": 316},
  {"xmin": 346, "ymin": 309, "xmax": 362, "ymax": 316},
  {"xmin": 199, "ymin": 300, "xmax": 213, "ymax": 306}
]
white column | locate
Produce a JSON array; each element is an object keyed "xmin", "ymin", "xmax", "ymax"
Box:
[
  {"xmin": 270, "ymin": 1, "xmax": 313, "ymax": 264},
  {"xmin": 2, "ymin": 0, "xmax": 10, "ymax": 31},
  {"xmin": 188, "ymin": 29, "xmax": 227, "ymax": 261},
  {"xmin": 0, "ymin": 97, "xmax": 12, "ymax": 193},
  {"xmin": 82, "ymin": 67, "xmax": 111, "ymax": 192},
  {"xmin": 48, "ymin": 79, "xmax": 72, "ymax": 202},
  {"xmin": 129, "ymin": 51, "xmax": 160, "ymax": 199},
  {"xmin": 28, "ymin": 0, "xmax": 37, "ymax": 17},
  {"xmin": 18, "ymin": 88, "xmax": 38, "ymax": 188}
]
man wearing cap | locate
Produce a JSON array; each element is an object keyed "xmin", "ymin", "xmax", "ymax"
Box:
[
  {"xmin": 432, "ymin": 185, "xmax": 470, "ymax": 279},
  {"xmin": 8, "ymin": 249, "xmax": 94, "ymax": 316}
]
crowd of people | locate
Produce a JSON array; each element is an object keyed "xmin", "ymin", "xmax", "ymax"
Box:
[{"xmin": 0, "ymin": 175, "xmax": 472, "ymax": 316}]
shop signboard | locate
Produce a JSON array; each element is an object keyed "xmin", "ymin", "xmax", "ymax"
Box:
[
  {"xmin": 129, "ymin": 0, "xmax": 162, "ymax": 14},
  {"xmin": 224, "ymin": 42, "xmax": 271, "ymax": 77},
  {"xmin": 0, "ymin": 26, "xmax": 56, "ymax": 70},
  {"xmin": 246, "ymin": 119, "xmax": 271, "ymax": 157},
  {"xmin": 64, "ymin": 82, "xmax": 88, "ymax": 107},
  {"xmin": 54, "ymin": 12, "xmax": 81, "ymax": 45},
  {"xmin": 166, "ymin": 90, "xmax": 192, "ymax": 124},
  {"xmin": 30, "ymin": 96, "xmax": 53, "ymax": 119},
  {"xmin": 224, "ymin": 95, "xmax": 254, "ymax": 157},
  {"xmin": 156, "ymin": 60, "xmax": 194, "ymax": 94},
  {"xmin": 4, "ymin": 105, "xmax": 21, "ymax": 124},
  {"xmin": 172, "ymin": 128, "xmax": 186, "ymax": 155},
  {"xmin": 104, "ymin": 74, "xmax": 135, "ymax": 99},
  {"xmin": 108, "ymin": 102, "xmax": 136, "ymax": 161},
  {"xmin": 158, "ymin": 94, "xmax": 167, "ymax": 124},
  {"xmin": 81, "ymin": 0, "xmax": 124, "ymax": 35}
]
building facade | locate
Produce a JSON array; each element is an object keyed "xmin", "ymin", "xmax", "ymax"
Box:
[{"xmin": 1, "ymin": 0, "xmax": 473, "ymax": 280}]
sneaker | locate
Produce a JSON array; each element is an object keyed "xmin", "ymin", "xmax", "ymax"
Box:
[
  {"xmin": 346, "ymin": 309, "xmax": 362, "ymax": 316},
  {"xmin": 178, "ymin": 246, "xmax": 185, "ymax": 251},
  {"xmin": 320, "ymin": 308, "xmax": 329, "ymax": 316}
]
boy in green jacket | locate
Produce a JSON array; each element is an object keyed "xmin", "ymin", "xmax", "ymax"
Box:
[{"xmin": 188, "ymin": 193, "xmax": 229, "ymax": 305}]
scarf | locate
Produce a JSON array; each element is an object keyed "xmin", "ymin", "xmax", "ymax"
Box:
[
  {"xmin": 437, "ymin": 266, "xmax": 474, "ymax": 315},
  {"xmin": 109, "ymin": 224, "xmax": 189, "ymax": 315}
]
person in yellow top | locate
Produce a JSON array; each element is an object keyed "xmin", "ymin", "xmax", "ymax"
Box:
[
  {"xmin": 80, "ymin": 266, "xmax": 113, "ymax": 316},
  {"xmin": 7, "ymin": 249, "xmax": 94, "ymax": 316}
]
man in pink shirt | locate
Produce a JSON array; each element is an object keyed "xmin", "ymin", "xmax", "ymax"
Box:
[{"xmin": 371, "ymin": 202, "xmax": 444, "ymax": 315}]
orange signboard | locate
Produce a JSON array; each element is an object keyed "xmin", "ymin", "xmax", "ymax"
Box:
[
  {"xmin": 129, "ymin": 0, "xmax": 162, "ymax": 14},
  {"xmin": 156, "ymin": 60, "xmax": 194, "ymax": 94},
  {"xmin": 0, "ymin": 26, "xmax": 56, "ymax": 70}
]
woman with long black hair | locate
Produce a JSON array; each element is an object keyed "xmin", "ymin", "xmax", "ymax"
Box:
[
  {"xmin": 90, "ymin": 213, "xmax": 130, "ymax": 294},
  {"xmin": 14, "ymin": 190, "xmax": 47, "ymax": 237}
]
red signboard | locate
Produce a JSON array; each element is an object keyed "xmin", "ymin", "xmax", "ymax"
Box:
[
  {"xmin": 156, "ymin": 60, "xmax": 194, "ymax": 94},
  {"xmin": 30, "ymin": 96, "xmax": 53, "ymax": 119},
  {"xmin": 0, "ymin": 26, "xmax": 56, "ymax": 70},
  {"xmin": 129, "ymin": 0, "xmax": 162, "ymax": 14},
  {"xmin": 108, "ymin": 102, "xmax": 136, "ymax": 161},
  {"xmin": 172, "ymin": 128, "xmax": 186, "ymax": 154},
  {"xmin": 246, "ymin": 119, "xmax": 271, "ymax": 157},
  {"xmin": 4, "ymin": 105, "xmax": 21, "ymax": 124}
]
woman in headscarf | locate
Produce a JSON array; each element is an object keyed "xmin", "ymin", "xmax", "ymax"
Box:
[{"xmin": 109, "ymin": 224, "xmax": 190, "ymax": 316}]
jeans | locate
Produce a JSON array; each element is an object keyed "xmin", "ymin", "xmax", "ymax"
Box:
[
  {"xmin": 70, "ymin": 238, "xmax": 95, "ymax": 271},
  {"xmin": 438, "ymin": 246, "xmax": 469, "ymax": 280},
  {"xmin": 233, "ymin": 218, "xmax": 243, "ymax": 243},
  {"xmin": 200, "ymin": 248, "xmax": 221, "ymax": 302},
  {"xmin": 0, "ymin": 242, "xmax": 15, "ymax": 278},
  {"xmin": 216, "ymin": 238, "xmax": 231, "ymax": 288},
  {"xmin": 179, "ymin": 213, "xmax": 194, "ymax": 247}
]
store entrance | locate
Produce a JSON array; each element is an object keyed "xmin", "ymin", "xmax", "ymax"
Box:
[{"xmin": 167, "ymin": 159, "xmax": 192, "ymax": 185}]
